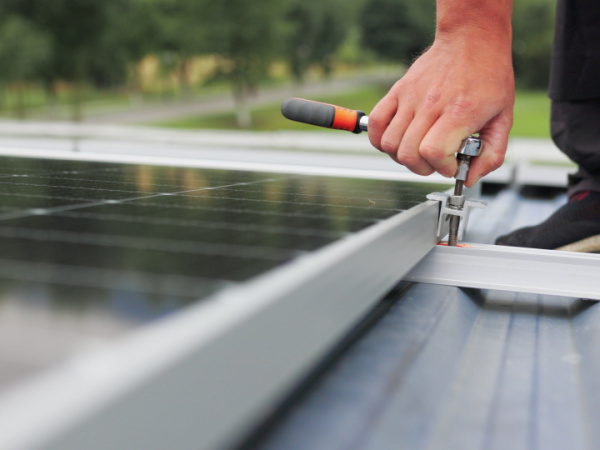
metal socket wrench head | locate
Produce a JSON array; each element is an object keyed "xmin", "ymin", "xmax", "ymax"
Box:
[{"xmin": 458, "ymin": 136, "xmax": 482, "ymax": 157}]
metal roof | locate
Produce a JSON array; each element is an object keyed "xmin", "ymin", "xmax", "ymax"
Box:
[
  {"xmin": 250, "ymin": 185, "xmax": 599, "ymax": 450},
  {"xmin": 251, "ymin": 283, "xmax": 594, "ymax": 450}
]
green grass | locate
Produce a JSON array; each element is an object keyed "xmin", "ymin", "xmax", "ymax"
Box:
[
  {"xmin": 0, "ymin": 81, "xmax": 236, "ymax": 120},
  {"xmin": 0, "ymin": 86, "xmax": 131, "ymax": 118},
  {"xmin": 155, "ymin": 87, "xmax": 552, "ymax": 138},
  {"xmin": 511, "ymin": 90, "xmax": 551, "ymax": 138}
]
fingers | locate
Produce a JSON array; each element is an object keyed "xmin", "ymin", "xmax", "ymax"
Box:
[
  {"xmin": 372, "ymin": 103, "xmax": 461, "ymax": 177},
  {"xmin": 465, "ymin": 111, "xmax": 512, "ymax": 186},
  {"xmin": 370, "ymin": 88, "xmax": 436, "ymax": 176},
  {"xmin": 370, "ymin": 88, "xmax": 511, "ymax": 183},
  {"xmin": 379, "ymin": 107, "xmax": 413, "ymax": 155},
  {"xmin": 396, "ymin": 115, "xmax": 437, "ymax": 176},
  {"xmin": 368, "ymin": 94, "xmax": 398, "ymax": 151},
  {"xmin": 420, "ymin": 117, "xmax": 471, "ymax": 177},
  {"xmin": 373, "ymin": 107, "xmax": 436, "ymax": 176}
]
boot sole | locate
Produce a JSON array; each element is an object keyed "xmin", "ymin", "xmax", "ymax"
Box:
[{"xmin": 556, "ymin": 234, "xmax": 600, "ymax": 253}]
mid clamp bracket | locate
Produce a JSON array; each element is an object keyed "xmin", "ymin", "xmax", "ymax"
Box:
[{"xmin": 427, "ymin": 192, "xmax": 487, "ymax": 242}]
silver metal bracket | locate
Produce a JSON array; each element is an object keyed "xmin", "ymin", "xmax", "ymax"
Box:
[
  {"xmin": 427, "ymin": 192, "xmax": 487, "ymax": 242},
  {"xmin": 406, "ymin": 243, "xmax": 600, "ymax": 301}
]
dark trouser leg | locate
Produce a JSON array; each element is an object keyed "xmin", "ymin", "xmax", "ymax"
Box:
[
  {"xmin": 495, "ymin": 103, "xmax": 600, "ymax": 250},
  {"xmin": 495, "ymin": 0, "xmax": 600, "ymax": 250},
  {"xmin": 495, "ymin": 100, "xmax": 600, "ymax": 249},
  {"xmin": 551, "ymin": 100, "xmax": 600, "ymax": 196}
]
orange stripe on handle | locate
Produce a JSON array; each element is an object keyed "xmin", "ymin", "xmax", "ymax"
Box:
[
  {"xmin": 281, "ymin": 98, "xmax": 365, "ymax": 133},
  {"xmin": 332, "ymin": 107, "xmax": 359, "ymax": 132}
]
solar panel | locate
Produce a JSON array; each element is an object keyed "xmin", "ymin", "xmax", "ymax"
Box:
[{"xmin": 0, "ymin": 155, "xmax": 447, "ymax": 393}]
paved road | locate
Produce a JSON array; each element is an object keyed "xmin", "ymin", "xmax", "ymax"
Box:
[{"xmin": 79, "ymin": 70, "xmax": 400, "ymax": 125}]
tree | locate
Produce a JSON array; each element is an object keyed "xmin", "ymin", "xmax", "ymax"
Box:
[
  {"xmin": 359, "ymin": 0, "xmax": 435, "ymax": 64},
  {"xmin": 512, "ymin": 0, "xmax": 555, "ymax": 89},
  {"xmin": 200, "ymin": 0, "xmax": 287, "ymax": 127},
  {"xmin": 6, "ymin": 0, "xmax": 155, "ymax": 120},
  {"xmin": 284, "ymin": 0, "xmax": 353, "ymax": 82},
  {"xmin": 0, "ymin": 16, "xmax": 51, "ymax": 118},
  {"xmin": 87, "ymin": 0, "xmax": 158, "ymax": 90},
  {"xmin": 312, "ymin": 7, "xmax": 348, "ymax": 76},
  {"xmin": 285, "ymin": 1, "xmax": 319, "ymax": 82},
  {"xmin": 149, "ymin": 0, "xmax": 207, "ymax": 97}
]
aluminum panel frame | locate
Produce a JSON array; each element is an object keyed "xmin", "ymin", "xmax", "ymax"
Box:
[
  {"xmin": 406, "ymin": 243, "xmax": 600, "ymax": 300},
  {"xmin": 0, "ymin": 198, "xmax": 439, "ymax": 450}
]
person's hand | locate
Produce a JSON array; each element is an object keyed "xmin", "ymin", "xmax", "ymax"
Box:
[{"xmin": 368, "ymin": 35, "xmax": 515, "ymax": 187}]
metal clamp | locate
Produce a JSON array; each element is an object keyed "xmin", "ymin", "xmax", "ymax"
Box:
[{"xmin": 427, "ymin": 192, "xmax": 487, "ymax": 242}]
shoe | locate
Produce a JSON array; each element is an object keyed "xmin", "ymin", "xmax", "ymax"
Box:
[{"xmin": 495, "ymin": 190, "xmax": 600, "ymax": 252}]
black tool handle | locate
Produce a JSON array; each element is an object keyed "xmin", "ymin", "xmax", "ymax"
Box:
[{"xmin": 281, "ymin": 97, "xmax": 365, "ymax": 133}]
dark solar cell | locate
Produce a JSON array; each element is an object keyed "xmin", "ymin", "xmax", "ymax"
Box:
[{"xmin": 0, "ymin": 156, "xmax": 446, "ymax": 392}]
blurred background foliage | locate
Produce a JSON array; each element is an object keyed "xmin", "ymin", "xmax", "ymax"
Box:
[{"xmin": 0, "ymin": 0, "xmax": 555, "ymax": 130}]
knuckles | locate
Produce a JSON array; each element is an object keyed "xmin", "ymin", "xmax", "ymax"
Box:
[
  {"xmin": 486, "ymin": 152, "xmax": 505, "ymax": 171},
  {"xmin": 441, "ymin": 99, "xmax": 479, "ymax": 124},
  {"xmin": 447, "ymin": 99, "xmax": 476, "ymax": 115},
  {"xmin": 379, "ymin": 137, "xmax": 398, "ymax": 154},
  {"xmin": 413, "ymin": 166, "xmax": 436, "ymax": 176},
  {"xmin": 423, "ymin": 92, "xmax": 441, "ymax": 110},
  {"xmin": 396, "ymin": 150, "xmax": 435, "ymax": 175},
  {"xmin": 395, "ymin": 150, "xmax": 421, "ymax": 168},
  {"xmin": 368, "ymin": 110, "xmax": 387, "ymax": 132},
  {"xmin": 419, "ymin": 144, "xmax": 447, "ymax": 162},
  {"xmin": 419, "ymin": 145, "xmax": 456, "ymax": 177},
  {"xmin": 367, "ymin": 109, "xmax": 391, "ymax": 151}
]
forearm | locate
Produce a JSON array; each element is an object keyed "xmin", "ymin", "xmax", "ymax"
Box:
[{"xmin": 436, "ymin": 0, "xmax": 513, "ymax": 44}]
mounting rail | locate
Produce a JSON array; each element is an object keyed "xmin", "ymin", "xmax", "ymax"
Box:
[{"xmin": 406, "ymin": 243, "xmax": 600, "ymax": 301}]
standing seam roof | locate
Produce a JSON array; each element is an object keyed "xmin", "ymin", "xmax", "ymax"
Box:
[{"xmin": 250, "ymin": 187, "xmax": 600, "ymax": 450}]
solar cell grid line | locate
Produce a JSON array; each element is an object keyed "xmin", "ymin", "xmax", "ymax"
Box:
[
  {"xmin": 198, "ymin": 186, "xmax": 403, "ymax": 206},
  {"xmin": 61, "ymin": 175, "xmax": 419, "ymax": 203},
  {"xmin": 50, "ymin": 210, "xmax": 350, "ymax": 239},
  {"xmin": 27, "ymin": 173, "xmax": 404, "ymax": 201},
  {"xmin": 0, "ymin": 192, "xmax": 380, "ymax": 220},
  {"xmin": 0, "ymin": 179, "xmax": 169, "ymax": 196},
  {"xmin": 8, "ymin": 166, "xmax": 429, "ymax": 203},
  {"xmin": 0, "ymin": 174, "xmax": 285, "ymax": 222},
  {"xmin": 114, "ymin": 198, "xmax": 392, "ymax": 227},
  {"xmin": 127, "ymin": 196, "xmax": 387, "ymax": 217},
  {"xmin": 0, "ymin": 174, "xmax": 284, "ymax": 201},
  {"xmin": 0, "ymin": 191, "xmax": 96, "ymax": 203},
  {"xmin": 177, "ymin": 191, "xmax": 402, "ymax": 213},
  {"xmin": 0, "ymin": 166, "xmax": 125, "ymax": 180},
  {"xmin": 0, "ymin": 192, "xmax": 401, "ymax": 224},
  {"xmin": 0, "ymin": 163, "xmax": 422, "ymax": 230}
]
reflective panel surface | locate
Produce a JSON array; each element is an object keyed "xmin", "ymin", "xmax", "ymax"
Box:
[{"xmin": 0, "ymin": 156, "xmax": 446, "ymax": 390}]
